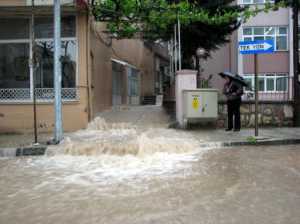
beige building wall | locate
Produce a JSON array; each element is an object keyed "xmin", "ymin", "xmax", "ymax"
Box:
[
  {"xmin": 112, "ymin": 39, "xmax": 156, "ymax": 97},
  {"xmin": 201, "ymin": 32, "xmax": 238, "ymax": 94},
  {"xmin": 0, "ymin": 0, "xmax": 26, "ymax": 6},
  {"xmin": 140, "ymin": 46, "xmax": 156, "ymax": 96},
  {"xmin": 243, "ymin": 52, "xmax": 290, "ymax": 74},
  {"xmin": 89, "ymin": 22, "xmax": 113, "ymax": 116},
  {"xmin": 0, "ymin": 12, "xmax": 167, "ymax": 133},
  {"xmin": 0, "ymin": 12, "xmax": 89, "ymax": 134},
  {"xmin": 89, "ymin": 23, "xmax": 159, "ymax": 114}
]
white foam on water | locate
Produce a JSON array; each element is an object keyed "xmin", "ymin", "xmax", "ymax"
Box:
[
  {"xmin": 30, "ymin": 151, "xmax": 204, "ymax": 192},
  {"xmin": 38, "ymin": 117, "xmax": 215, "ymax": 191}
]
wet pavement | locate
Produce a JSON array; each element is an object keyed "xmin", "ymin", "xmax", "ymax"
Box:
[
  {"xmin": 1, "ymin": 105, "xmax": 300, "ymax": 149},
  {"xmin": 0, "ymin": 144, "xmax": 300, "ymax": 224},
  {"xmin": 0, "ymin": 133, "xmax": 52, "ymax": 148}
]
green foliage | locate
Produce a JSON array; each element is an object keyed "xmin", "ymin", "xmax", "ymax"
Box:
[
  {"xmin": 274, "ymin": 0, "xmax": 300, "ymax": 7},
  {"xmin": 90, "ymin": 0, "xmax": 287, "ymax": 67},
  {"xmin": 91, "ymin": 0, "xmax": 243, "ymax": 40},
  {"xmin": 247, "ymin": 136, "xmax": 257, "ymax": 144}
]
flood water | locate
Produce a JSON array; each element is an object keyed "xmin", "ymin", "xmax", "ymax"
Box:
[{"xmin": 1, "ymin": 119, "xmax": 300, "ymax": 224}]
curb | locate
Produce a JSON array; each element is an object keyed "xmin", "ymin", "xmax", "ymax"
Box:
[
  {"xmin": 0, "ymin": 146, "xmax": 47, "ymax": 157},
  {"xmin": 199, "ymin": 138, "xmax": 300, "ymax": 149},
  {"xmin": 0, "ymin": 138, "xmax": 300, "ymax": 157}
]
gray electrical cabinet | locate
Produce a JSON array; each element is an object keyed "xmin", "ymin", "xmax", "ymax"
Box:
[{"xmin": 182, "ymin": 89, "xmax": 218, "ymax": 127}]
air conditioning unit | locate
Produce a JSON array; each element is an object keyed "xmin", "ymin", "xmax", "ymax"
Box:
[{"xmin": 26, "ymin": 0, "xmax": 74, "ymax": 5}]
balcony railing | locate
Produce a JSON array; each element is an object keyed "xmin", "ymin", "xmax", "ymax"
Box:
[{"xmin": 0, "ymin": 88, "xmax": 78, "ymax": 103}]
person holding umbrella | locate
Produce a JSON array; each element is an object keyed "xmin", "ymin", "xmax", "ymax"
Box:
[{"xmin": 219, "ymin": 72, "xmax": 247, "ymax": 132}]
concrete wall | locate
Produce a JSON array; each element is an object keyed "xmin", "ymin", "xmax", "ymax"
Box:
[
  {"xmin": 0, "ymin": 13, "xmax": 89, "ymax": 133},
  {"xmin": 0, "ymin": 0, "xmax": 26, "ymax": 6},
  {"xmin": 243, "ymin": 8, "xmax": 289, "ymax": 27},
  {"xmin": 112, "ymin": 39, "xmax": 156, "ymax": 97},
  {"xmin": 243, "ymin": 52, "xmax": 290, "ymax": 74},
  {"xmin": 89, "ymin": 22, "xmax": 168, "ymax": 115},
  {"xmin": 201, "ymin": 32, "xmax": 238, "ymax": 97},
  {"xmin": 89, "ymin": 22, "xmax": 113, "ymax": 116}
]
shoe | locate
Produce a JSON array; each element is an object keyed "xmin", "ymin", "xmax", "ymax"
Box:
[
  {"xmin": 233, "ymin": 129, "xmax": 240, "ymax": 132},
  {"xmin": 225, "ymin": 128, "xmax": 232, "ymax": 131}
]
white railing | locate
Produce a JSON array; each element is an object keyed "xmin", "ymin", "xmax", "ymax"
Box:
[
  {"xmin": 0, "ymin": 88, "xmax": 78, "ymax": 102},
  {"xmin": 35, "ymin": 88, "xmax": 78, "ymax": 101},
  {"xmin": 0, "ymin": 88, "xmax": 30, "ymax": 102}
]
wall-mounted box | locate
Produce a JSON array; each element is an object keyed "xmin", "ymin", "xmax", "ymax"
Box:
[{"xmin": 182, "ymin": 89, "xmax": 218, "ymax": 127}]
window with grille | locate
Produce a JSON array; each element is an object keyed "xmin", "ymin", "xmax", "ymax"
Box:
[{"xmin": 0, "ymin": 16, "xmax": 78, "ymax": 102}]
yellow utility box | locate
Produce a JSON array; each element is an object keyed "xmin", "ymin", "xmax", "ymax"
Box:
[{"xmin": 182, "ymin": 89, "xmax": 218, "ymax": 127}]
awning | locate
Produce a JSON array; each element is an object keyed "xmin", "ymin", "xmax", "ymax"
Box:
[{"xmin": 111, "ymin": 58, "xmax": 138, "ymax": 70}]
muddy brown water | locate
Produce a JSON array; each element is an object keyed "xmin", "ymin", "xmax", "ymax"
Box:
[{"xmin": 1, "ymin": 143, "xmax": 300, "ymax": 224}]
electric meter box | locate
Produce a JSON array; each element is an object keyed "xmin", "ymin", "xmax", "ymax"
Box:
[{"xmin": 182, "ymin": 89, "xmax": 218, "ymax": 125}]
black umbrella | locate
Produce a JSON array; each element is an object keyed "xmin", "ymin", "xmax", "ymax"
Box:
[{"xmin": 219, "ymin": 72, "xmax": 248, "ymax": 87}]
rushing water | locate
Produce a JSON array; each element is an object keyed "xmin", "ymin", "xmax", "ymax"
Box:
[{"xmin": 1, "ymin": 118, "xmax": 300, "ymax": 224}]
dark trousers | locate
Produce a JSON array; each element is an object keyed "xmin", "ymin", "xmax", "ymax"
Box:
[{"xmin": 227, "ymin": 99, "xmax": 241, "ymax": 130}]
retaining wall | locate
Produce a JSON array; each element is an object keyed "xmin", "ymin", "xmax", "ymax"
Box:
[{"xmin": 163, "ymin": 100, "xmax": 294, "ymax": 128}]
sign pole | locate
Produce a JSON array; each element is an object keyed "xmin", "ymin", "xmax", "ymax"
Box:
[
  {"xmin": 54, "ymin": 0, "xmax": 63, "ymax": 143},
  {"xmin": 31, "ymin": 0, "xmax": 38, "ymax": 144},
  {"xmin": 254, "ymin": 54, "xmax": 259, "ymax": 137},
  {"xmin": 239, "ymin": 40, "xmax": 274, "ymax": 137}
]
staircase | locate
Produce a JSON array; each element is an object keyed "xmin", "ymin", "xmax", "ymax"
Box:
[{"xmin": 142, "ymin": 96, "xmax": 156, "ymax": 105}]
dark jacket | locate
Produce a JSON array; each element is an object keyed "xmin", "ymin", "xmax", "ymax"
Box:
[{"xmin": 223, "ymin": 80, "xmax": 244, "ymax": 101}]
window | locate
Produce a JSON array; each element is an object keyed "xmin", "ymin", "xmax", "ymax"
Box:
[
  {"xmin": 242, "ymin": 27, "xmax": 288, "ymax": 51},
  {"xmin": 0, "ymin": 18, "xmax": 30, "ymax": 40},
  {"xmin": 241, "ymin": 0, "xmax": 274, "ymax": 4},
  {"xmin": 243, "ymin": 74, "xmax": 288, "ymax": 92},
  {"xmin": 35, "ymin": 16, "xmax": 76, "ymax": 38},
  {"xmin": 35, "ymin": 40, "xmax": 77, "ymax": 88},
  {"xmin": 0, "ymin": 18, "xmax": 30, "ymax": 100},
  {"xmin": 0, "ymin": 16, "xmax": 77, "ymax": 102},
  {"xmin": 128, "ymin": 68, "xmax": 139, "ymax": 97}
]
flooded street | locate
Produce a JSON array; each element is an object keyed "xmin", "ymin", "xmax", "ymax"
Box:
[{"xmin": 1, "ymin": 144, "xmax": 300, "ymax": 224}]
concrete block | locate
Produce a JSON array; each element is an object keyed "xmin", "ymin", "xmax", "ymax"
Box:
[{"xmin": 284, "ymin": 105, "xmax": 293, "ymax": 118}]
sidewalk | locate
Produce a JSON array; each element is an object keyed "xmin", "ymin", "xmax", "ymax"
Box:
[
  {"xmin": 1, "ymin": 127, "xmax": 300, "ymax": 157},
  {"xmin": 188, "ymin": 127, "xmax": 300, "ymax": 147},
  {"xmin": 1, "ymin": 105, "xmax": 300, "ymax": 157}
]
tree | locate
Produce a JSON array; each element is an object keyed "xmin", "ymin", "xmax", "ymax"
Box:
[
  {"xmin": 90, "ymin": 1, "xmax": 279, "ymax": 68},
  {"xmin": 90, "ymin": 1, "xmax": 243, "ymax": 67}
]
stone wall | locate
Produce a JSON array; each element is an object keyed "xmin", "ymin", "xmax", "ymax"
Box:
[{"xmin": 217, "ymin": 102, "xmax": 293, "ymax": 128}]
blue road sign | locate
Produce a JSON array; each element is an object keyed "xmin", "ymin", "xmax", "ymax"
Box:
[{"xmin": 239, "ymin": 40, "xmax": 275, "ymax": 55}]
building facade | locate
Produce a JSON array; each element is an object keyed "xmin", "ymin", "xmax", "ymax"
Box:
[
  {"xmin": 0, "ymin": 0, "xmax": 170, "ymax": 133},
  {"xmin": 202, "ymin": 0, "xmax": 294, "ymax": 127}
]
